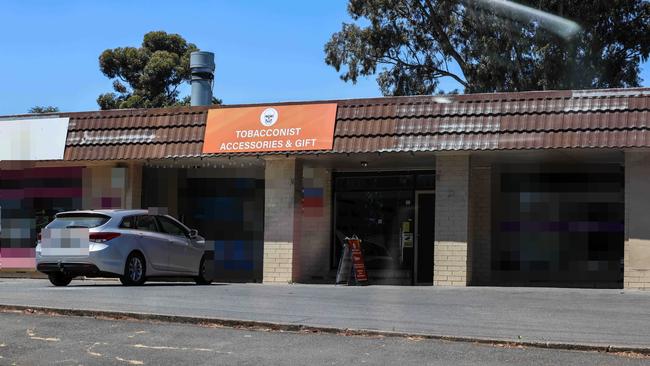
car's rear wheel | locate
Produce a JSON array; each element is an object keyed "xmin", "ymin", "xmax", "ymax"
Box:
[
  {"xmin": 48, "ymin": 273, "xmax": 73, "ymax": 287},
  {"xmin": 194, "ymin": 254, "xmax": 212, "ymax": 285},
  {"xmin": 121, "ymin": 252, "xmax": 146, "ymax": 286}
]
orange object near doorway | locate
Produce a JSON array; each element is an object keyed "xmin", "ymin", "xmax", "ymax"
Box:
[{"xmin": 348, "ymin": 237, "xmax": 369, "ymax": 284}]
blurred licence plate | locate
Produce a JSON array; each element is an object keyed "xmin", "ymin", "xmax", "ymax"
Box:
[{"xmin": 41, "ymin": 228, "xmax": 89, "ymax": 256}]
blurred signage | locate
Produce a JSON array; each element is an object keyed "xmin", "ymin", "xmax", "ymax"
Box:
[
  {"xmin": 202, "ymin": 104, "xmax": 337, "ymax": 153},
  {"xmin": 0, "ymin": 117, "xmax": 69, "ymax": 160}
]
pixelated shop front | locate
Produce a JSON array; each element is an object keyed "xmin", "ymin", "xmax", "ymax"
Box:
[{"xmin": 1, "ymin": 88, "xmax": 650, "ymax": 289}]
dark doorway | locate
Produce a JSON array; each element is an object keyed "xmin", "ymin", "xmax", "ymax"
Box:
[
  {"xmin": 333, "ymin": 171, "xmax": 435, "ymax": 285},
  {"xmin": 416, "ymin": 192, "xmax": 435, "ymax": 284}
]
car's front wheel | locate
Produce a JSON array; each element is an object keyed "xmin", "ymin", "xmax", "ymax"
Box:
[
  {"xmin": 120, "ymin": 252, "xmax": 146, "ymax": 286},
  {"xmin": 48, "ymin": 273, "xmax": 73, "ymax": 287},
  {"xmin": 194, "ymin": 254, "xmax": 213, "ymax": 285}
]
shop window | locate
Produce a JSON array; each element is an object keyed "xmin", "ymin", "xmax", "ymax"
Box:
[
  {"xmin": 415, "ymin": 174, "xmax": 435, "ymax": 190},
  {"xmin": 335, "ymin": 174, "xmax": 413, "ymax": 192},
  {"xmin": 141, "ymin": 168, "xmax": 265, "ymax": 282},
  {"xmin": 0, "ymin": 167, "xmax": 83, "ymax": 269},
  {"xmin": 493, "ymin": 165, "xmax": 624, "ymax": 287}
]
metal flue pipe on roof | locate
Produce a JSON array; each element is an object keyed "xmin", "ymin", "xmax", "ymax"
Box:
[{"xmin": 190, "ymin": 51, "xmax": 215, "ymax": 106}]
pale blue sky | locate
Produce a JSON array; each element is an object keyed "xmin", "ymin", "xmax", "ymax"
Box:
[{"xmin": 0, "ymin": 0, "xmax": 648, "ymax": 115}]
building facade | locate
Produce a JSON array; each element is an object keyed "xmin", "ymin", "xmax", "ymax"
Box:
[{"xmin": 1, "ymin": 88, "xmax": 649, "ymax": 289}]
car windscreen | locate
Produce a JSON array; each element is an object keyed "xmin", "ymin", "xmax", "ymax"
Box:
[{"xmin": 46, "ymin": 214, "xmax": 110, "ymax": 229}]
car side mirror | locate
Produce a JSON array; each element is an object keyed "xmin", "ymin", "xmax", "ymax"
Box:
[{"xmin": 188, "ymin": 229, "xmax": 199, "ymax": 239}]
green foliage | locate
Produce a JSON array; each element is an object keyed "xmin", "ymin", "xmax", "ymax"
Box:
[
  {"xmin": 97, "ymin": 31, "xmax": 206, "ymax": 110},
  {"xmin": 325, "ymin": 0, "xmax": 650, "ymax": 95},
  {"xmin": 29, "ymin": 106, "xmax": 59, "ymax": 114},
  {"xmin": 175, "ymin": 96, "xmax": 223, "ymax": 106}
]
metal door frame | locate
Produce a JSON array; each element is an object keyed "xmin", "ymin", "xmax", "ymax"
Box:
[{"xmin": 414, "ymin": 190, "xmax": 435, "ymax": 285}]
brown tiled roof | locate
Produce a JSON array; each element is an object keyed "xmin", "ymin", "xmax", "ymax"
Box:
[
  {"xmin": 18, "ymin": 87, "xmax": 650, "ymax": 160},
  {"xmin": 332, "ymin": 88, "xmax": 650, "ymax": 153},
  {"xmin": 62, "ymin": 107, "xmax": 208, "ymax": 160}
]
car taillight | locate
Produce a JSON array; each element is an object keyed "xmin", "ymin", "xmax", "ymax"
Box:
[{"xmin": 89, "ymin": 232, "xmax": 121, "ymax": 243}]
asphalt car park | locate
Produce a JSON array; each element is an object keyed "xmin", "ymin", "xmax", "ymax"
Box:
[{"xmin": 1, "ymin": 310, "xmax": 647, "ymax": 366}]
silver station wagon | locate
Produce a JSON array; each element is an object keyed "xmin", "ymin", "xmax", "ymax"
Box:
[{"xmin": 35, "ymin": 209, "xmax": 213, "ymax": 287}]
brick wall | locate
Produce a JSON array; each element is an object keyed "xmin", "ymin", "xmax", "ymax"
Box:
[
  {"xmin": 624, "ymin": 152, "xmax": 650, "ymax": 290},
  {"xmin": 263, "ymin": 242, "xmax": 294, "ymax": 282},
  {"xmin": 296, "ymin": 166, "xmax": 332, "ymax": 282},
  {"xmin": 263, "ymin": 158, "xmax": 302, "ymax": 283},
  {"xmin": 434, "ymin": 155, "xmax": 470, "ymax": 286},
  {"xmin": 469, "ymin": 161, "xmax": 492, "ymax": 285}
]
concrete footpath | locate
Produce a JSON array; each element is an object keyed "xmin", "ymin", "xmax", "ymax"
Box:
[{"xmin": 0, "ymin": 279, "xmax": 648, "ymax": 351}]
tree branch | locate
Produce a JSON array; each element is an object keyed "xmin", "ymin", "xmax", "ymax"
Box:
[
  {"xmin": 418, "ymin": 0, "xmax": 470, "ymax": 78},
  {"xmin": 380, "ymin": 54, "xmax": 469, "ymax": 87}
]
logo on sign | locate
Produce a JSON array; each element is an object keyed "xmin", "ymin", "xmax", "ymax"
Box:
[{"xmin": 260, "ymin": 108, "xmax": 279, "ymax": 127}]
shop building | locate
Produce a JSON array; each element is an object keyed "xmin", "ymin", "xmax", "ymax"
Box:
[{"xmin": 1, "ymin": 87, "xmax": 650, "ymax": 289}]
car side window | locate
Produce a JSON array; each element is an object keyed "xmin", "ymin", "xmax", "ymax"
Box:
[
  {"xmin": 120, "ymin": 216, "xmax": 136, "ymax": 229},
  {"xmin": 135, "ymin": 215, "xmax": 158, "ymax": 232},
  {"xmin": 157, "ymin": 216, "xmax": 187, "ymax": 237}
]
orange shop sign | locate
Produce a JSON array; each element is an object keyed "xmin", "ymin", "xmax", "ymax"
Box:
[{"xmin": 202, "ymin": 103, "xmax": 338, "ymax": 153}]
